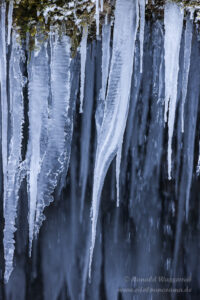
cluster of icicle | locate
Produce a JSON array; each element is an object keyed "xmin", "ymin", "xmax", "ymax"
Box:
[{"xmin": 0, "ymin": 0, "xmax": 198, "ymax": 283}]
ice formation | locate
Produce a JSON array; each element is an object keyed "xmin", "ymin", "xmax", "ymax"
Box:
[
  {"xmin": 27, "ymin": 41, "xmax": 49, "ymax": 254},
  {"xmin": 89, "ymin": 0, "xmax": 139, "ymax": 277},
  {"xmin": 34, "ymin": 35, "xmax": 73, "ymax": 236},
  {"xmin": 7, "ymin": 0, "xmax": 13, "ymax": 45},
  {"xmin": 101, "ymin": 22, "xmax": 111, "ymax": 102},
  {"xmin": 181, "ymin": 15, "xmax": 193, "ymax": 133},
  {"xmin": 3, "ymin": 33, "xmax": 25, "ymax": 282},
  {"xmin": 164, "ymin": 2, "xmax": 184, "ymax": 179},
  {"xmin": 96, "ymin": 0, "xmax": 100, "ymax": 36},
  {"xmin": 0, "ymin": 0, "xmax": 199, "ymax": 292},
  {"xmin": 139, "ymin": 0, "xmax": 146, "ymax": 73},
  {"xmin": 79, "ymin": 25, "xmax": 88, "ymax": 113}
]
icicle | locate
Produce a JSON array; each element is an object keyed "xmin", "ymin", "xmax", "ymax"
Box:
[
  {"xmin": 139, "ymin": 0, "xmax": 146, "ymax": 73},
  {"xmin": 58, "ymin": 57, "xmax": 79, "ymax": 195},
  {"xmin": 101, "ymin": 23, "xmax": 111, "ymax": 102},
  {"xmin": 7, "ymin": 0, "xmax": 14, "ymax": 45},
  {"xmin": 95, "ymin": 41, "xmax": 105, "ymax": 137},
  {"xmin": 34, "ymin": 35, "xmax": 72, "ymax": 236},
  {"xmin": 122, "ymin": 44, "xmax": 141, "ymax": 183},
  {"xmin": 164, "ymin": 2, "xmax": 183, "ymax": 179},
  {"xmin": 3, "ymin": 33, "xmax": 25, "ymax": 283},
  {"xmin": 189, "ymin": 8, "xmax": 195, "ymax": 20},
  {"xmin": 196, "ymin": 143, "xmax": 200, "ymax": 176},
  {"xmin": 79, "ymin": 44, "xmax": 95, "ymax": 222},
  {"xmin": 79, "ymin": 25, "xmax": 88, "ymax": 113},
  {"xmin": 181, "ymin": 16, "xmax": 193, "ymax": 133},
  {"xmin": 143, "ymin": 20, "xmax": 165, "ymax": 180},
  {"xmin": 101, "ymin": 0, "xmax": 104, "ymax": 12},
  {"xmin": 105, "ymin": 13, "xmax": 108, "ymax": 25},
  {"xmin": 0, "ymin": 1, "xmax": 8, "ymax": 215},
  {"xmin": 116, "ymin": 144, "xmax": 122, "ymax": 207},
  {"xmin": 96, "ymin": 0, "xmax": 100, "ymax": 36},
  {"xmin": 27, "ymin": 41, "xmax": 49, "ymax": 254},
  {"xmin": 89, "ymin": 0, "xmax": 139, "ymax": 278}
]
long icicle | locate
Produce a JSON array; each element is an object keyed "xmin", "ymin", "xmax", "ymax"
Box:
[
  {"xmin": 4, "ymin": 33, "xmax": 25, "ymax": 283},
  {"xmin": 96, "ymin": 0, "xmax": 100, "ymax": 36},
  {"xmin": 89, "ymin": 0, "xmax": 139, "ymax": 278},
  {"xmin": 34, "ymin": 35, "xmax": 72, "ymax": 236},
  {"xmin": 139, "ymin": 0, "xmax": 146, "ymax": 73},
  {"xmin": 181, "ymin": 14, "xmax": 193, "ymax": 133},
  {"xmin": 101, "ymin": 0, "xmax": 104, "ymax": 12},
  {"xmin": 101, "ymin": 22, "xmax": 111, "ymax": 102},
  {"xmin": 27, "ymin": 41, "xmax": 49, "ymax": 255},
  {"xmin": 79, "ymin": 25, "xmax": 88, "ymax": 113},
  {"xmin": 0, "ymin": 1, "xmax": 8, "ymax": 216},
  {"xmin": 164, "ymin": 2, "xmax": 184, "ymax": 179},
  {"xmin": 7, "ymin": 0, "xmax": 14, "ymax": 45}
]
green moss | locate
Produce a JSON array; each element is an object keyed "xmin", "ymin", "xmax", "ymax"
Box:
[
  {"xmin": 5, "ymin": 0, "xmax": 200, "ymax": 54},
  {"xmin": 7, "ymin": 0, "xmax": 114, "ymax": 55}
]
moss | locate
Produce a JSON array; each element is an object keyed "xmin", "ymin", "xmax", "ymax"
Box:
[
  {"xmin": 6, "ymin": 0, "xmax": 114, "ymax": 55},
  {"xmin": 5, "ymin": 0, "xmax": 200, "ymax": 54}
]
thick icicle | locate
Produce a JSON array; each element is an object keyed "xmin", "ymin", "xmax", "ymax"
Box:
[
  {"xmin": 89, "ymin": 0, "xmax": 139, "ymax": 278},
  {"xmin": 27, "ymin": 41, "xmax": 49, "ymax": 254},
  {"xmin": 34, "ymin": 35, "xmax": 72, "ymax": 235},
  {"xmin": 139, "ymin": 0, "xmax": 146, "ymax": 73},
  {"xmin": 164, "ymin": 2, "xmax": 183, "ymax": 179},
  {"xmin": 7, "ymin": 0, "xmax": 14, "ymax": 45},
  {"xmin": 101, "ymin": 22, "xmax": 111, "ymax": 102},
  {"xmin": 79, "ymin": 26, "xmax": 88, "ymax": 113},
  {"xmin": 4, "ymin": 34, "xmax": 25, "ymax": 282},
  {"xmin": 181, "ymin": 15, "xmax": 193, "ymax": 133}
]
